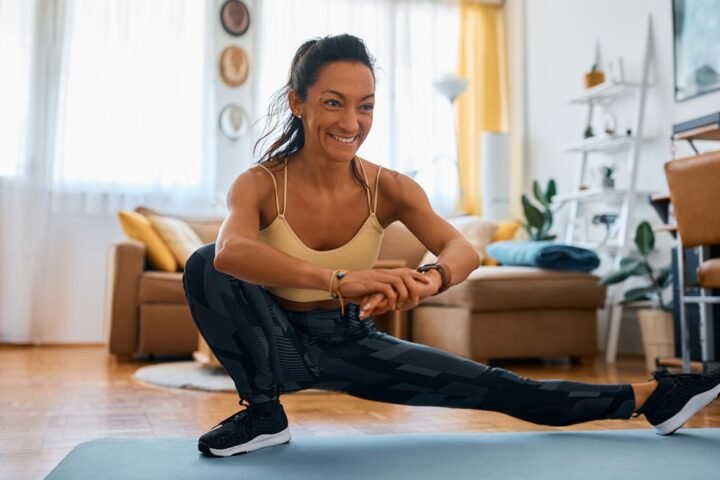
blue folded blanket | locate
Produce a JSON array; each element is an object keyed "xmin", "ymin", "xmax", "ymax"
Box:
[{"xmin": 486, "ymin": 241, "xmax": 600, "ymax": 272}]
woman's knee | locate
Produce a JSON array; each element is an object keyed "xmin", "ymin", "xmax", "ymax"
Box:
[{"xmin": 183, "ymin": 243, "xmax": 216, "ymax": 295}]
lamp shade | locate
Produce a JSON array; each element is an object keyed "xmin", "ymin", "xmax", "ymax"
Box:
[{"xmin": 433, "ymin": 74, "xmax": 469, "ymax": 103}]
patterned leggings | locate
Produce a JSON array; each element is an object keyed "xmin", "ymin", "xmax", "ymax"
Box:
[{"xmin": 183, "ymin": 243, "xmax": 635, "ymax": 427}]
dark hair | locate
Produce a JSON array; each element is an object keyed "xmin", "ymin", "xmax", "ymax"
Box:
[{"xmin": 254, "ymin": 34, "xmax": 376, "ymax": 178}]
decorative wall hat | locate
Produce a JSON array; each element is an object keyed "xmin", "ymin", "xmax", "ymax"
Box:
[
  {"xmin": 219, "ymin": 46, "xmax": 249, "ymax": 87},
  {"xmin": 220, "ymin": 0, "xmax": 250, "ymax": 36},
  {"xmin": 219, "ymin": 104, "xmax": 249, "ymax": 141}
]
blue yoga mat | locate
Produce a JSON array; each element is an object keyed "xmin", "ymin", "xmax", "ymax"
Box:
[{"xmin": 46, "ymin": 429, "xmax": 720, "ymax": 480}]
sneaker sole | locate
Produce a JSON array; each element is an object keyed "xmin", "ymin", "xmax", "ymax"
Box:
[
  {"xmin": 653, "ymin": 382, "xmax": 720, "ymax": 435},
  {"xmin": 198, "ymin": 427, "xmax": 291, "ymax": 457}
]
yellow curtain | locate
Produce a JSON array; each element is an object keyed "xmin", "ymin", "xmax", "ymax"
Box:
[{"xmin": 456, "ymin": 2, "xmax": 508, "ymax": 215}]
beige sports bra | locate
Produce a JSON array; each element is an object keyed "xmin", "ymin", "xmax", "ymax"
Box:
[{"xmin": 257, "ymin": 159, "xmax": 385, "ymax": 302}]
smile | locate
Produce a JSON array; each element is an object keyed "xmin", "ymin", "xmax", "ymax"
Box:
[{"xmin": 329, "ymin": 134, "xmax": 357, "ymax": 144}]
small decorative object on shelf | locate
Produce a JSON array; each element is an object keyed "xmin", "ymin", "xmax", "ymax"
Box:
[
  {"xmin": 600, "ymin": 164, "xmax": 615, "ymax": 189},
  {"xmin": 583, "ymin": 125, "xmax": 594, "ymax": 138},
  {"xmin": 603, "ymin": 112, "xmax": 617, "ymax": 135},
  {"xmin": 521, "ymin": 179, "xmax": 557, "ymax": 241},
  {"xmin": 592, "ymin": 213, "xmax": 618, "ymax": 245},
  {"xmin": 584, "ymin": 64, "xmax": 605, "ymax": 89}
]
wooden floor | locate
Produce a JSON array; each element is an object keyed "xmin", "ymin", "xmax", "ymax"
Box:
[{"xmin": 2, "ymin": 346, "xmax": 719, "ymax": 479}]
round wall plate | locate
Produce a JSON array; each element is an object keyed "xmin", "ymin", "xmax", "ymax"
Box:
[
  {"xmin": 219, "ymin": 45, "xmax": 249, "ymax": 87},
  {"xmin": 220, "ymin": 0, "xmax": 250, "ymax": 36},
  {"xmin": 219, "ymin": 104, "xmax": 249, "ymax": 141}
]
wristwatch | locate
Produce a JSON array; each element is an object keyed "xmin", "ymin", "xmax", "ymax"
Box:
[{"xmin": 416, "ymin": 262, "xmax": 452, "ymax": 295}]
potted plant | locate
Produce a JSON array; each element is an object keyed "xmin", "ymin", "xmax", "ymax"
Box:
[
  {"xmin": 521, "ymin": 179, "xmax": 557, "ymax": 241},
  {"xmin": 600, "ymin": 165, "xmax": 615, "ymax": 189},
  {"xmin": 598, "ymin": 221, "xmax": 673, "ymax": 371}
]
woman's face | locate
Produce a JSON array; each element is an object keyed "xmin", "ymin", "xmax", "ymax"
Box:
[{"xmin": 290, "ymin": 61, "xmax": 375, "ymax": 163}]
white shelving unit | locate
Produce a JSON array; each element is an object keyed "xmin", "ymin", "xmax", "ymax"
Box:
[{"xmin": 558, "ymin": 16, "xmax": 655, "ymax": 365}]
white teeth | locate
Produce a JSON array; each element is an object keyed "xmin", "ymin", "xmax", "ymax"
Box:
[{"xmin": 331, "ymin": 134, "xmax": 355, "ymax": 144}]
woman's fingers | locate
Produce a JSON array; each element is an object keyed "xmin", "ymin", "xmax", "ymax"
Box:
[{"xmin": 360, "ymin": 292, "xmax": 386, "ymax": 319}]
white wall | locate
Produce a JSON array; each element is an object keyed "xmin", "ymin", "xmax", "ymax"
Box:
[
  {"xmin": 524, "ymin": 0, "xmax": 720, "ymax": 195},
  {"xmin": 518, "ymin": 0, "xmax": 720, "ymax": 353}
]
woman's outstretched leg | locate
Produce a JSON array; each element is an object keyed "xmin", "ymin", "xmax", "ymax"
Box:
[
  {"xmin": 182, "ymin": 243, "xmax": 316, "ymax": 457},
  {"xmin": 315, "ymin": 320, "xmax": 720, "ymax": 433},
  {"xmin": 312, "ymin": 318, "xmax": 635, "ymax": 426}
]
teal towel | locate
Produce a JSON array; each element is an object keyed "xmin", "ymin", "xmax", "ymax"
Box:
[{"xmin": 486, "ymin": 240, "xmax": 600, "ymax": 272}]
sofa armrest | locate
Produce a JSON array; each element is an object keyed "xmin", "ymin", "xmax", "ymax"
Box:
[{"xmin": 104, "ymin": 239, "xmax": 145, "ymax": 357}]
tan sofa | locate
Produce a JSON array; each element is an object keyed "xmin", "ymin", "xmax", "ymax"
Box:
[{"xmin": 105, "ymin": 214, "xmax": 605, "ymax": 363}]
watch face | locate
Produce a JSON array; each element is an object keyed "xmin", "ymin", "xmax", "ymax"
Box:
[{"xmin": 220, "ymin": 0, "xmax": 250, "ymax": 37}]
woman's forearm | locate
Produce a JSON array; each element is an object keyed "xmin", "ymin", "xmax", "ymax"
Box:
[
  {"xmin": 435, "ymin": 238, "xmax": 481, "ymax": 288},
  {"xmin": 214, "ymin": 238, "xmax": 332, "ymax": 291}
]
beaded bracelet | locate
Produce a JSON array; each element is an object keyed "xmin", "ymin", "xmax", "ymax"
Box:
[{"xmin": 329, "ymin": 269, "xmax": 349, "ymax": 315}]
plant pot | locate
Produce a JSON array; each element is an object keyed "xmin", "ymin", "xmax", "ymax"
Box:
[
  {"xmin": 637, "ymin": 309, "xmax": 675, "ymax": 372},
  {"xmin": 584, "ymin": 71, "xmax": 605, "ymax": 89}
]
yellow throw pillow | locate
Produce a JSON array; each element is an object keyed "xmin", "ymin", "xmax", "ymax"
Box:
[
  {"xmin": 117, "ymin": 210, "xmax": 178, "ymax": 272},
  {"xmin": 148, "ymin": 214, "xmax": 204, "ymax": 270},
  {"xmin": 483, "ymin": 219, "xmax": 523, "ymax": 266}
]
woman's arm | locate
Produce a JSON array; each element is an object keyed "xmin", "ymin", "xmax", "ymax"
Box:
[
  {"xmin": 357, "ymin": 172, "xmax": 480, "ymax": 317},
  {"xmin": 213, "ymin": 168, "xmax": 331, "ymax": 290},
  {"xmin": 391, "ymin": 172, "xmax": 481, "ymax": 289}
]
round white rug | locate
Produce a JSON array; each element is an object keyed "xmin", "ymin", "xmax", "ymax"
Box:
[
  {"xmin": 132, "ymin": 361, "xmax": 327, "ymax": 394},
  {"xmin": 133, "ymin": 361, "xmax": 236, "ymax": 392}
]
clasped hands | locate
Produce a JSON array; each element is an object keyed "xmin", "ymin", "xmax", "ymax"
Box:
[{"xmin": 336, "ymin": 268, "xmax": 442, "ymax": 320}]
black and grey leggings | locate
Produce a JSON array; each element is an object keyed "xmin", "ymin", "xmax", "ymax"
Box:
[{"xmin": 183, "ymin": 243, "xmax": 635, "ymax": 427}]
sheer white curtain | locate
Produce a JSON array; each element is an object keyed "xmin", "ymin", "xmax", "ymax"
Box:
[
  {"xmin": 50, "ymin": 0, "xmax": 216, "ymax": 216},
  {"xmin": 255, "ymin": 0, "xmax": 459, "ymax": 179},
  {"xmin": 0, "ymin": 0, "xmax": 46, "ymax": 343},
  {"xmin": 0, "ymin": 0, "xmax": 213, "ymax": 343}
]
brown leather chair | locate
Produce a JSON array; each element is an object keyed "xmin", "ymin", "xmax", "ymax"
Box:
[{"xmin": 664, "ymin": 150, "xmax": 720, "ymax": 372}]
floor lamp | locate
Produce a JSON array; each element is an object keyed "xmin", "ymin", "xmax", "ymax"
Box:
[{"xmin": 433, "ymin": 73, "xmax": 469, "ymax": 214}]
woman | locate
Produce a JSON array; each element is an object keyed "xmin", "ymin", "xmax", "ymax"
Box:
[{"xmin": 183, "ymin": 34, "xmax": 720, "ymax": 458}]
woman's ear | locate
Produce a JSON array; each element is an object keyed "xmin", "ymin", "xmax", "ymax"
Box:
[{"xmin": 288, "ymin": 90, "xmax": 303, "ymax": 118}]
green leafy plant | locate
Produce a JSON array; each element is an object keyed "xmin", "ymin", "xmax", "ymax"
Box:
[
  {"xmin": 521, "ymin": 179, "xmax": 557, "ymax": 241},
  {"xmin": 598, "ymin": 221, "xmax": 673, "ymax": 310},
  {"xmin": 600, "ymin": 165, "xmax": 615, "ymax": 179}
]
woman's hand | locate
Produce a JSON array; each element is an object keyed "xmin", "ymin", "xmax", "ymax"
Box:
[
  {"xmin": 352, "ymin": 270, "xmax": 442, "ymax": 319},
  {"xmin": 337, "ymin": 268, "xmax": 431, "ymax": 316}
]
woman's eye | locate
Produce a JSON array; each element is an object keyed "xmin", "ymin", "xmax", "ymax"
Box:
[
  {"xmin": 325, "ymin": 99, "xmax": 340, "ymax": 107},
  {"xmin": 361, "ymin": 104, "xmax": 375, "ymax": 111}
]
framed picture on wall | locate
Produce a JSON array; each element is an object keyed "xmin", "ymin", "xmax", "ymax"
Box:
[{"xmin": 672, "ymin": 0, "xmax": 720, "ymax": 102}]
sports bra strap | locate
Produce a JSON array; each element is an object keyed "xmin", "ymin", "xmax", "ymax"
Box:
[
  {"xmin": 355, "ymin": 158, "xmax": 373, "ymax": 214},
  {"xmin": 257, "ymin": 162, "xmax": 285, "ymax": 217},
  {"xmin": 283, "ymin": 160, "xmax": 288, "ymax": 216},
  {"xmin": 372, "ymin": 165, "xmax": 382, "ymax": 215}
]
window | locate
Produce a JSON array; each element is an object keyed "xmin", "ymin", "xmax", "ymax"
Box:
[
  {"xmin": 52, "ymin": 0, "xmax": 211, "ymax": 194},
  {"xmin": 0, "ymin": 0, "xmax": 34, "ymax": 178}
]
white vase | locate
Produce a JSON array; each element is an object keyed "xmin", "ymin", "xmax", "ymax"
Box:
[{"xmin": 637, "ymin": 309, "xmax": 675, "ymax": 372}]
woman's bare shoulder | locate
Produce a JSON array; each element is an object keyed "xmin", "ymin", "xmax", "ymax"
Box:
[{"xmin": 226, "ymin": 162, "xmax": 280, "ymax": 208}]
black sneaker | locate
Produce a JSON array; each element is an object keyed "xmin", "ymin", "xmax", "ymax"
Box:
[
  {"xmin": 198, "ymin": 399, "xmax": 290, "ymax": 457},
  {"xmin": 634, "ymin": 368, "xmax": 720, "ymax": 435}
]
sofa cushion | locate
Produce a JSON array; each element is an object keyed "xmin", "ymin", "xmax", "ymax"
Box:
[
  {"xmin": 422, "ymin": 266, "xmax": 606, "ymax": 311},
  {"xmin": 147, "ymin": 214, "xmax": 205, "ymax": 270},
  {"xmin": 138, "ymin": 272, "xmax": 186, "ymax": 304},
  {"xmin": 421, "ymin": 216, "xmax": 496, "ymax": 266},
  {"xmin": 117, "ymin": 210, "xmax": 178, "ymax": 272}
]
